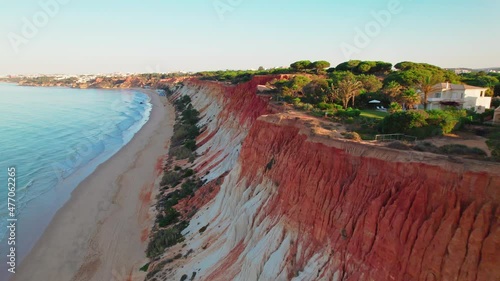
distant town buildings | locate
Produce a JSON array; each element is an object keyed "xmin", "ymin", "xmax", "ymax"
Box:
[
  {"xmin": 449, "ymin": 68, "xmax": 500, "ymax": 74},
  {"xmin": 452, "ymin": 68, "xmax": 472, "ymax": 74}
]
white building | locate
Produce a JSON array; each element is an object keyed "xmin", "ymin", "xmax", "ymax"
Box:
[
  {"xmin": 427, "ymin": 83, "xmax": 491, "ymax": 112},
  {"xmin": 452, "ymin": 68, "xmax": 472, "ymax": 74}
]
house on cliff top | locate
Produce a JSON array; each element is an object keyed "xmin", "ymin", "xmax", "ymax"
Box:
[{"xmin": 427, "ymin": 82, "xmax": 491, "ymax": 112}]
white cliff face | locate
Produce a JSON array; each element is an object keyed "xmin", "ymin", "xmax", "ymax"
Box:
[
  {"xmin": 163, "ymin": 82, "xmax": 333, "ymax": 281},
  {"xmin": 177, "ymin": 169, "xmax": 283, "ymax": 280},
  {"xmin": 177, "ymin": 84, "xmax": 249, "ymax": 183},
  {"xmin": 161, "ymin": 83, "xmax": 286, "ymax": 281},
  {"xmin": 170, "ymin": 159, "xmax": 339, "ymax": 281}
]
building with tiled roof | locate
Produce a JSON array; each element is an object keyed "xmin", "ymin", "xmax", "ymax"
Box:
[{"xmin": 427, "ymin": 82, "xmax": 491, "ymax": 112}]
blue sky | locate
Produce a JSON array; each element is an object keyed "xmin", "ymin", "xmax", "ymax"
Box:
[{"xmin": 0, "ymin": 0, "xmax": 499, "ymax": 75}]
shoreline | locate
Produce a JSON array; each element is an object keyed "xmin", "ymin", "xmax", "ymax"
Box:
[
  {"xmin": 9, "ymin": 89, "xmax": 174, "ymax": 281},
  {"xmin": 0, "ymin": 86, "xmax": 151, "ymax": 277},
  {"xmin": 0, "ymin": 85, "xmax": 153, "ymax": 279}
]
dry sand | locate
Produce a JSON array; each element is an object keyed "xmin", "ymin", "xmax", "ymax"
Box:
[{"xmin": 11, "ymin": 90, "xmax": 174, "ymax": 281}]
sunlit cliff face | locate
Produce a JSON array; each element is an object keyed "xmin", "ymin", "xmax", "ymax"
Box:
[{"xmin": 150, "ymin": 77, "xmax": 500, "ymax": 281}]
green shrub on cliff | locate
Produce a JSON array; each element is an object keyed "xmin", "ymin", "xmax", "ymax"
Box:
[
  {"xmin": 438, "ymin": 144, "xmax": 487, "ymax": 156},
  {"xmin": 139, "ymin": 263, "xmax": 150, "ymax": 272},
  {"xmin": 379, "ymin": 109, "xmax": 465, "ymax": 139},
  {"xmin": 412, "ymin": 142, "xmax": 487, "ymax": 158},
  {"xmin": 172, "ymin": 124, "xmax": 189, "ymax": 145},
  {"xmin": 413, "ymin": 141, "xmax": 440, "ymax": 153},
  {"xmin": 380, "ymin": 110, "xmax": 428, "ymax": 134},
  {"xmin": 171, "ymin": 123, "xmax": 200, "ymax": 145},
  {"xmin": 170, "ymin": 146, "xmax": 194, "ymax": 160},
  {"xmin": 169, "ymin": 96, "xmax": 201, "ymax": 159},
  {"xmin": 180, "ymin": 181, "xmax": 196, "ymax": 198},
  {"xmin": 336, "ymin": 108, "xmax": 361, "ymax": 118},
  {"xmin": 146, "ymin": 222, "xmax": 188, "ymax": 258},
  {"xmin": 316, "ymin": 102, "xmax": 334, "ymax": 110},
  {"xmin": 158, "ymin": 207, "xmax": 180, "ymax": 227},
  {"xmin": 183, "ymin": 169, "xmax": 195, "ymax": 178},
  {"xmin": 160, "ymin": 171, "xmax": 182, "ymax": 188},
  {"xmin": 174, "ymin": 95, "xmax": 192, "ymax": 111},
  {"xmin": 159, "ymin": 191, "xmax": 180, "ymax": 210},
  {"xmin": 273, "ymin": 75, "xmax": 312, "ymax": 97},
  {"xmin": 426, "ymin": 109, "xmax": 467, "ymax": 134},
  {"xmin": 181, "ymin": 105, "xmax": 200, "ymax": 125}
]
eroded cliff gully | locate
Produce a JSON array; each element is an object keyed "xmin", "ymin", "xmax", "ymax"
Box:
[{"xmin": 150, "ymin": 76, "xmax": 499, "ymax": 281}]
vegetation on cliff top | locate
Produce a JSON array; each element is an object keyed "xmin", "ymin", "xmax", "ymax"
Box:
[
  {"xmin": 379, "ymin": 109, "xmax": 467, "ymax": 139},
  {"xmin": 6, "ymin": 59, "xmax": 499, "ymax": 160},
  {"xmin": 269, "ymin": 60, "xmax": 497, "ymax": 112},
  {"xmin": 386, "ymin": 141, "xmax": 488, "ymax": 158},
  {"xmin": 195, "ymin": 68, "xmax": 292, "ymax": 84}
]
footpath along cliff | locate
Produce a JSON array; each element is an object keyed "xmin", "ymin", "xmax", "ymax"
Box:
[{"xmin": 147, "ymin": 76, "xmax": 500, "ymax": 281}]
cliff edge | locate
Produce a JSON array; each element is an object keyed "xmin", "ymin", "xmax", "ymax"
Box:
[{"xmin": 147, "ymin": 76, "xmax": 499, "ymax": 281}]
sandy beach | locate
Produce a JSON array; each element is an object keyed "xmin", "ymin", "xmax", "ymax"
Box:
[{"xmin": 11, "ymin": 89, "xmax": 174, "ymax": 281}]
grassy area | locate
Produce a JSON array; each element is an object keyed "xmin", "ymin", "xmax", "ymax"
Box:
[{"xmin": 360, "ymin": 110, "xmax": 389, "ymax": 119}]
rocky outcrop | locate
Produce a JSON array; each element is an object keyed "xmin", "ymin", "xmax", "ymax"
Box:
[{"xmin": 151, "ymin": 76, "xmax": 499, "ymax": 281}]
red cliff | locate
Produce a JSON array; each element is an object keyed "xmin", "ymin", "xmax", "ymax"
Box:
[
  {"xmin": 151, "ymin": 77, "xmax": 500, "ymax": 281},
  {"xmin": 237, "ymin": 115, "xmax": 499, "ymax": 281}
]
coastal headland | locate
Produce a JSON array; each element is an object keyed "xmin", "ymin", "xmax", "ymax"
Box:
[{"xmin": 5, "ymin": 73, "xmax": 500, "ymax": 281}]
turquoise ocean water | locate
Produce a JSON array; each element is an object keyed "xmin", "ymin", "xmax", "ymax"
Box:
[{"xmin": 0, "ymin": 83, "xmax": 151, "ymax": 273}]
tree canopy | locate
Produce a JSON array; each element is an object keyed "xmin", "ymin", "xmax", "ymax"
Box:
[
  {"xmin": 311, "ymin": 61, "xmax": 331, "ymax": 74},
  {"xmin": 273, "ymin": 75, "xmax": 312, "ymax": 96},
  {"xmin": 290, "ymin": 60, "xmax": 332, "ymax": 74},
  {"xmin": 357, "ymin": 74, "xmax": 383, "ymax": 93},
  {"xmin": 385, "ymin": 62, "xmax": 460, "ymax": 87},
  {"xmin": 303, "ymin": 79, "xmax": 330, "ymax": 103},
  {"xmin": 335, "ymin": 60, "xmax": 392, "ymax": 75},
  {"xmin": 290, "ymin": 60, "xmax": 313, "ymax": 71},
  {"xmin": 332, "ymin": 76, "xmax": 364, "ymax": 109},
  {"xmin": 460, "ymin": 72, "xmax": 499, "ymax": 88}
]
